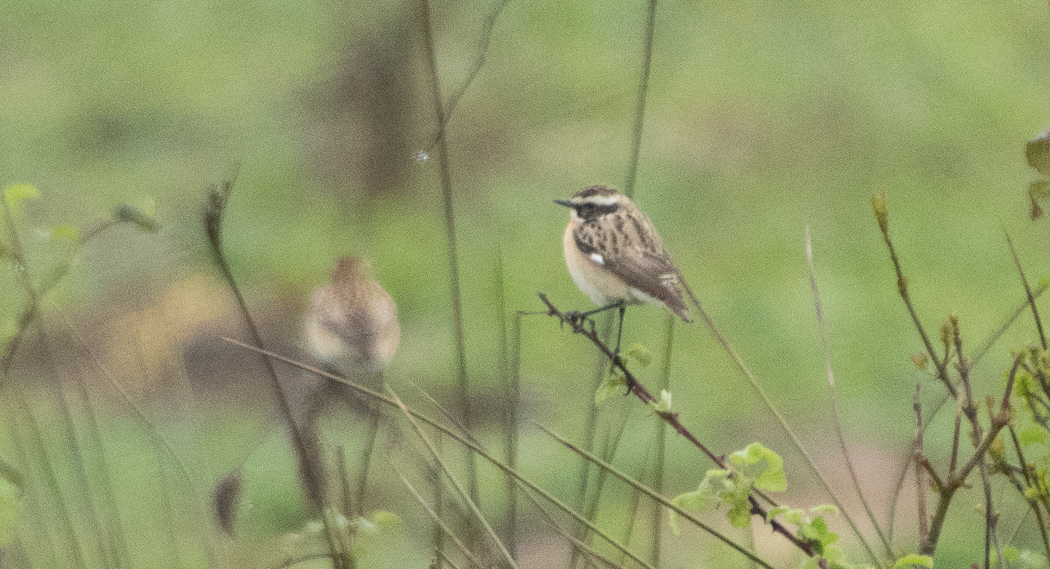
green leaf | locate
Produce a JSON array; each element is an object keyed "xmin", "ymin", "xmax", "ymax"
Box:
[
  {"xmin": 730, "ymin": 442, "xmax": 787, "ymax": 492},
  {"xmin": 1004, "ymin": 546, "xmax": 1020, "ymax": 562},
  {"xmin": 649, "ymin": 389, "xmax": 672, "ymax": 413},
  {"xmin": 720, "ymin": 474, "xmax": 754, "ymax": 529},
  {"xmin": 370, "ymin": 510, "xmax": 400, "ymax": 530},
  {"xmin": 594, "ymin": 375, "xmax": 625, "ymax": 405},
  {"xmin": 624, "ymin": 343, "xmax": 652, "ymax": 367},
  {"xmin": 799, "ymin": 516, "xmax": 838, "ymax": 551},
  {"xmin": 51, "ymin": 224, "xmax": 79, "ymax": 244},
  {"xmin": 669, "ymin": 489, "xmax": 707, "ymax": 535},
  {"xmin": 784, "ymin": 508, "xmax": 807, "ymax": 525},
  {"xmin": 894, "ymin": 554, "xmax": 933, "ymax": 568},
  {"xmin": 809, "ymin": 504, "xmax": 839, "ymax": 517},
  {"xmin": 670, "ymin": 469, "xmax": 730, "ymax": 534},
  {"xmin": 1020, "ymin": 426, "xmax": 1046, "ymax": 446},
  {"xmin": 766, "ymin": 505, "xmax": 793, "ymax": 523},
  {"xmin": 726, "ymin": 498, "xmax": 752, "ymax": 528},
  {"xmin": 4, "ymin": 184, "xmax": 40, "ymax": 217}
]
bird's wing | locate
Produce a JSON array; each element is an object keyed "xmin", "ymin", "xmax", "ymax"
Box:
[
  {"xmin": 573, "ymin": 220, "xmax": 691, "ymax": 321},
  {"xmin": 610, "ymin": 249, "xmax": 691, "ymax": 322}
]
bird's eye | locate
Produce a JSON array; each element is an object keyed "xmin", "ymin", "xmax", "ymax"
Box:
[{"xmin": 578, "ymin": 204, "xmax": 594, "ymax": 217}]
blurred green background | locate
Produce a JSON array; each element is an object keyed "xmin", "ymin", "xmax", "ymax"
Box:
[{"xmin": 3, "ymin": 0, "xmax": 1050, "ymax": 567}]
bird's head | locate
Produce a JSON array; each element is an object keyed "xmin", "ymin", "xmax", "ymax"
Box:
[{"xmin": 554, "ymin": 185, "xmax": 630, "ymax": 222}]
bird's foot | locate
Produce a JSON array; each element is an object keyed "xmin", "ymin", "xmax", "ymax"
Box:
[{"xmin": 564, "ymin": 310, "xmax": 588, "ymax": 331}]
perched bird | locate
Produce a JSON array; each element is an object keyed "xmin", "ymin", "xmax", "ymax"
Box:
[
  {"xmin": 555, "ymin": 185, "xmax": 694, "ymax": 352},
  {"xmin": 304, "ymin": 256, "xmax": 400, "ymax": 373}
]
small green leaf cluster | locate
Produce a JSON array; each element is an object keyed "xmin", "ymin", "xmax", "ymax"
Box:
[
  {"xmin": 1003, "ymin": 545, "xmax": 1048, "ymax": 568},
  {"xmin": 767, "ymin": 505, "xmax": 852, "ymax": 569},
  {"xmin": 1007, "ymin": 347, "xmax": 1050, "ymax": 501},
  {"xmin": 594, "ymin": 342, "xmax": 653, "ymax": 405},
  {"xmin": 669, "ymin": 443, "xmax": 785, "ymax": 533}
]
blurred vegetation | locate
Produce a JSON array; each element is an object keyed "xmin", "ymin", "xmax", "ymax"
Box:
[{"xmin": 3, "ymin": 0, "xmax": 1050, "ymax": 567}]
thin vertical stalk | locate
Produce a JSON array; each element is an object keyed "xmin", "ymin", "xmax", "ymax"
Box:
[
  {"xmin": 203, "ymin": 180, "xmax": 347, "ymax": 569},
  {"xmin": 503, "ymin": 299, "xmax": 522, "ymax": 557},
  {"xmin": 651, "ymin": 315, "xmax": 674, "ymax": 567},
  {"xmin": 387, "ymin": 386, "xmax": 519, "ymax": 569},
  {"xmin": 1006, "ymin": 232, "xmax": 1046, "ymax": 349},
  {"xmin": 624, "ymin": 0, "xmax": 658, "ymax": 197},
  {"xmin": 39, "ymin": 329, "xmax": 118, "ymax": 569},
  {"xmin": 11, "ymin": 390, "xmax": 89, "ymax": 568},
  {"xmin": 570, "ymin": 314, "xmax": 613, "ymax": 569},
  {"xmin": 805, "ymin": 228, "xmax": 893, "ymax": 559},
  {"xmin": 914, "ymin": 384, "xmax": 928, "ymax": 546},
  {"xmin": 228, "ymin": 338, "xmax": 659, "ymax": 569},
  {"xmin": 417, "ymin": 0, "xmax": 477, "ymax": 506}
]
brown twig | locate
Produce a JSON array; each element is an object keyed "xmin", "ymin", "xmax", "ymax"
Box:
[
  {"xmin": 536, "ymin": 293, "xmax": 817, "ymax": 558},
  {"xmin": 1006, "ymin": 231, "xmax": 1047, "ymax": 349},
  {"xmin": 871, "ymin": 194, "xmax": 956, "ymax": 399},
  {"xmin": 1007, "ymin": 426, "xmax": 1050, "ymax": 561},
  {"xmin": 918, "ymin": 352, "xmax": 1019, "ymax": 555},
  {"xmin": 914, "ymin": 384, "xmax": 929, "ymax": 545},
  {"xmin": 203, "ymin": 178, "xmax": 348, "ymax": 568}
]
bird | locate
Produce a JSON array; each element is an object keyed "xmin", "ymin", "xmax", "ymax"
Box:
[
  {"xmin": 304, "ymin": 256, "xmax": 401, "ymax": 373},
  {"xmin": 301, "ymin": 256, "xmax": 400, "ymax": 512},
  {"xmin": 555, "ymin": 185, "xmax": 694, "ymax": 355}
]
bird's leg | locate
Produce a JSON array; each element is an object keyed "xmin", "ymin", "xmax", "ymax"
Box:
[
  {"xmin": 565, "ymin": 302, "xmax": 623, "ymax": 330},
  {"xmin": 613, "ymin": 304, "xmax": 626, "ymax": 362}
]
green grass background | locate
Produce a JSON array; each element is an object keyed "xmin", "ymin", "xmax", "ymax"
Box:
[{"xmin": 3, "ymin": 0, "xmax": 1050, "ymax": 567}]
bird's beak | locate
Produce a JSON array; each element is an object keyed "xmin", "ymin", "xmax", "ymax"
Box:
[{"xmin": 553, "ymin": 199, "xmax": 573, "ymax": 208}]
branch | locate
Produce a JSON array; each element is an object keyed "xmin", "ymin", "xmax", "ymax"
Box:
[{"xmin": 536, "ymin": 293, "xmax": 816, "ymax": 559}]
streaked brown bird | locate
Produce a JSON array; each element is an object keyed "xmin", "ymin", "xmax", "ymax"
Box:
[
  {"xmin": 555, "ymin": 185, "xmax": 694, "ymax": 354},
  {"xmin": 304, "ymin": 256, "xmax": 400, "ymax": 372}
]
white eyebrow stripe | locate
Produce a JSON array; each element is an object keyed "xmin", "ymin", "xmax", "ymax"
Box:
[
  {"xmin": 589, "ymin": 253, "xmax": 604, "ymax": 265},
  {"xmin": 573, "ymin": 195, "xmax": 621, "ymax": 207}
]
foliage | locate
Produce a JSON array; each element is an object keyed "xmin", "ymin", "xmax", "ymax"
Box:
[{"xmin": 669, "ymin": 443, "xmax": 786, "ymax": 532}]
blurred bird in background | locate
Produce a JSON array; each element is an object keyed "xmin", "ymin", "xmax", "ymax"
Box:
[{"xmin": 305, "ymin": 256, "xmax": 400, "ymax": 373}]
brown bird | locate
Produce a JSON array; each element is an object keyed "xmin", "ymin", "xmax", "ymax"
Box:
[
  {"xmin": 555, "ymin": 185, "xmax": 694, "ymax": 353},
  {"xmin": 304, "ymin": 256, "xmax": 400, "ymax": 372}
]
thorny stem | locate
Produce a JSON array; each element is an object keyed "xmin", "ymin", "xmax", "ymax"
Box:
[{"xmin": 536, "ymin": 293, "xmax": 817, "ymax": 559}]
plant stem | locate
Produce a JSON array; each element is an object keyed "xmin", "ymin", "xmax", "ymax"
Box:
[
  {"xmin": 624, "ymin": 0, "xmax": 658, "ymax": 198},
  {"xmin": 417, "ymin": 0, "xmax": 477, "ymax": 510},
  {"xmin": 915, "ymin": 383, "xmax": 928, "ymax": 546}
]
